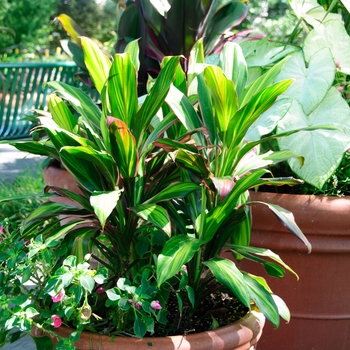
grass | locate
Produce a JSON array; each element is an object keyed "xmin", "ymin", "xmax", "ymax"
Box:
[{"xmin": 0, "ymin": 164, "xmax": 46, "ymax": 230}]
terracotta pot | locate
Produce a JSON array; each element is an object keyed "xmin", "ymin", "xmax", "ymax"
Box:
[
  {"xmin": 239, "ymin": 191, "xmax": 350, "ymax": 350},
  {"xmin": 43, "ymin": 165, "xmax": 83, "ymax": 224},
  {"xmin": 32, "ymin": 311, "xmax": 264, "ymax": 350}
]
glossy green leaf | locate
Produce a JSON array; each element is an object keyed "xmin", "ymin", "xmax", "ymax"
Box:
[
  {"xmin": 131, "ymin": 204, "xmax": 171, "ymax": 236},
  {"xmin": 144, "ymin": 182, "xmax": 200, "ymax": 204},
  {"xmin": 203, "ymin": 169, "xmax": 267, "ymax": 243},
  {"xmin": 48, "ymin": 95, "xmax": 78, "ymax": 133},
  {"xmin": 108, "ymin": 53, "xmax": 138, "ymax": 127},
  {"xmin": 243, "ymin": 273, "xmax": 280, "ymax": 328},
  {"xmin": 81, "ymin": 37, "xmax": 112, "ymax": 94},
  {"xmin": 157, "ymin": 235, "xmax": 201, "ymax": 287},
  {"xmin": 219, "ymin": 42, "xmax": 247, "ymax": 97},
  {"xmin": 272, "ymin": 294, "xmax": 291, "ymax": 322},
  {"xmin": 228, "ymin": 79, "xmax": 293, "ymax": 152},
  {"xmin": 125, "ymin": 39, "xmax": 140, "ymax": 73},
  {"xmin": 175, "ymin": 149, "xmax": 210, "ymax": 179},
  {"xmin": 60, "ymin": 146, "xmax": 118, "ymax": 188},
  {"xmin": 134, "ymin": 56, "xmax": 180, "ymax": 142},
  {"xmin": 108, "ymin": 117, "xmax": 138, "ymax": 179},
  {"xmin": 91, "ymin": 190, "xmax": 123, "ymax": 229},
  {"xmin": 203, "ymin": 65, "xmax": 238, "ymax": 136},
  {"xmin": 203, "ymin": 258, "xmax": 251, "ymax": 308},
  {"xmin": 46, "ymin": 81, "xmax": 101, "ymax": 131}
]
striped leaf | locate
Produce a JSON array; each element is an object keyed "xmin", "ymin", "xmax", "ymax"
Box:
[
  {"xmin": 108, "ymin": 117, "xmax": 138, "ymax": 179},
  {"xmin": 203, "ymin": 258, "xmax": 251, "ymax": 308},
  {"xmin": 108, "ymin": 53, "xmax": 138, "ymax": 127},
  {"xmin": 131, "ymin": 204, "xmax": 171, "ymax": 236},
  {"xmin": 81, "ymin": 37, "xmax": 112, "ymax": 94},
  {"xmin": 157, "ymin": 235, "xmax": 201, "ymax": 287}
]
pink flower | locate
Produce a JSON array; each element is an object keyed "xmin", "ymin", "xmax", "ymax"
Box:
[
  {"xmin": 96, "ymin": 287, "xmax": 104, "ymax": 294},
  {"xmin": 150, "ymin": 300, "xmax": 162, "ymax": 310},
  {"xmin": 135, "ymin": 301, "xmax": 142, "ymax": 309},
  {"xmin": 52, "ymin": 290, "xmax": 65, "ymax": 303},
  {"xmin": 51, "ymin": 315, "xmax": 62, "ymax": 328},
  {"xmin": 0, "ymin": 226, "xmax": 3, "ymax": 234}
]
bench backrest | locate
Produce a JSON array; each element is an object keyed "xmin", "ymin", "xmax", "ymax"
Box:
[{"xmin": 0, "ymin": 61, "xmax": 99, "ymax": 140}]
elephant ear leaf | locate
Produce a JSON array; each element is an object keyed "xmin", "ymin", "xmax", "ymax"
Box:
[{"xmin": 107, "ymin": 117, "xmax": 138, "ymax": 179}]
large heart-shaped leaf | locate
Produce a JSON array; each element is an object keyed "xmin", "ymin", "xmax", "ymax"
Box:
[
  {"xmin": 303, "ymin": 20, "xmax": 350, "ymax": 75},
  {"xmin": 276, "ymin": 48, "xmax": 335, "ymax": 115},
  {"xmin": 277, "ymin": 91, "xmax": 350, "ymax": 188}
]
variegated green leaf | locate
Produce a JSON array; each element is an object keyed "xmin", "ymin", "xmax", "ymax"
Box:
[
  {"xmin": 108, "ymin": 53, "xmax": 138, "ymax": 127},
  {"xmin": 48, "ymin": 94, "xmax": 78, "ymax": 133},
  {"xmin": 108, "ymin": 117, "xmax": 138, "ymax": 179},
  {"xmin": 157, "ymin": 236, "xmax": 201, "ymax": 287},
  {"xmin": 144, "ymin": 182, "xmax": 200, "ymax": 204},
  {"xmin": 242, "ymin": 273, "xmax": 280, "ymax": 328},
  {"xmin": 81, "ymin": 37, "xmax": 112, "ymax": 94},
  {"xmin": 132, "ymin": 204, "xmax": 171, "ymax": 236},
  {"xmin": 203, "ymin": 258, "xmax": 251, "ymax": 308}
]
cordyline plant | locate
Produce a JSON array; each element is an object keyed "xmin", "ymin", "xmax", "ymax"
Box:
[{"xmin": 1, "ymin": 37, "xmax": 317, "ymax": 348}]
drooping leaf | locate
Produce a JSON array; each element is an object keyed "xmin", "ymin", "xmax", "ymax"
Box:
[
  {"xmin": 242, "ymin": 273, "xmax": 280, "ymax": 328},
  {"xmin": 56, "ymin": 14, "xmax": 87, "ymax": 47}
]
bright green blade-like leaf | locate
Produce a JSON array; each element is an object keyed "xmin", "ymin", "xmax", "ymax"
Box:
[
  {"xmin": 242, "ymin": 273, "xmax": 280, "ymax": 328},
  {"xmin": 144, "ymin": 182, "xmax": 200, "ymax": 204},
  {"xmin": 81, "ymin": 37, "xmax": 112, "ymax": 94},
  {"xmin": 134, "ymin": 56, "xmax": 180, "ymax": 143},
  {"xmin": 48, "ymin": 95, "xmax": 78, "ymax": 133},
  {"xmin": 203, "ymin": 258, "xmax": 251, "ymax": 308},
  {"xmin": 46, "ymin": 81, "xmax": 101, "ymax": 131},
  {"xmin": 108, "ymin": 117, "xmax": 138, "ymax": 179},
  {"xmin": 91, "ymin": 190, "xmax": 123, "ymax": 229},
  {"xmin": 132, "ymin": 204, "xmax": 171, "ymax": 236},
  {"xmin": 219, "ymin": 42, "xmax": 247, "ymax": 97},
  {"xmin": 108, "ymin": 53, "xmax": 138, "ymax": 127},
  {"xmin": 203, "ymin": 65, "xmax": 238, "ymax": 136},
  {"xmin": 124, "ymin": 39, "xmax": 140, "ymax": 73},
  {"xmin": 157, "ymin": 235, "xmax": 201, "ymax": 287}
]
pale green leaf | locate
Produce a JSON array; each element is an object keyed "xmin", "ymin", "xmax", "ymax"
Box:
[{"xmin": 90, "ymin": 190, "xmax": 123, "ymax": 229}]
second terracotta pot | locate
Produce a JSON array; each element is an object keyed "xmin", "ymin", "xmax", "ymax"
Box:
[{"xmin": 239, "ymin": 191, "xmax": 350, "ymax": 350}]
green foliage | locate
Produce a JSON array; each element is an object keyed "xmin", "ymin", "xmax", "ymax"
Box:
[{"xmin": 1, "ymin": 34, "xmax": 313, "ymax": 346}]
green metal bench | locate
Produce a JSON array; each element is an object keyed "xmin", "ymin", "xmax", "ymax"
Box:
[{"xmin": 0, "ymin": 61, "xmax": 99, "ymax": 140}]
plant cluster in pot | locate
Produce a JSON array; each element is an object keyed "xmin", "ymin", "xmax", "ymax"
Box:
[
  {"xmin": 237, "ymin": 1, "xmax": 350, "ymax": 349},
  {"xmin": 1, "ymin": 36, "xmax": 315, "ymax": 350}
]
